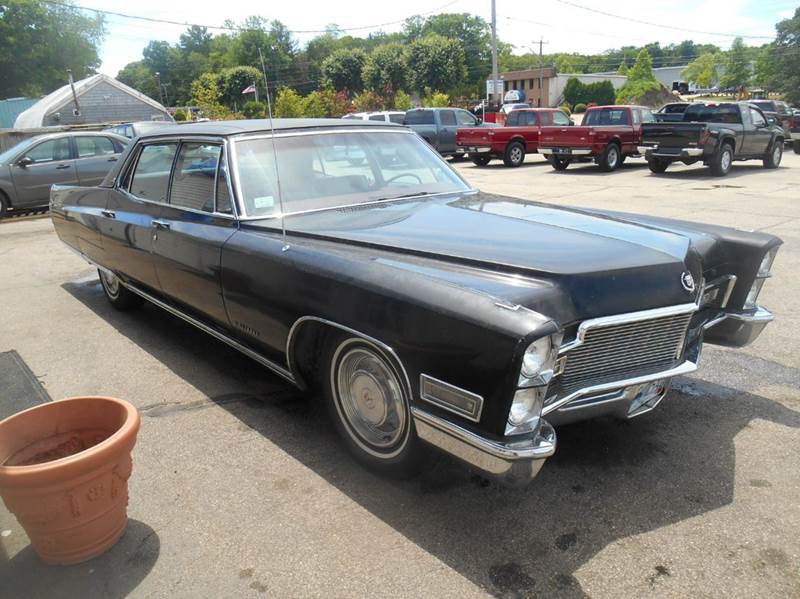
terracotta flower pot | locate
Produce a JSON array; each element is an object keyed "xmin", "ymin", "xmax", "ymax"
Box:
[{"xmin": 0, "ymin": 396, "xmax": 140, "ymax": 565}]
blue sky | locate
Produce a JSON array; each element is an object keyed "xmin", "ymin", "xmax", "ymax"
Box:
[{"xmin": 94, "ymin": 0, "xmax": 797, "ymax": 76}]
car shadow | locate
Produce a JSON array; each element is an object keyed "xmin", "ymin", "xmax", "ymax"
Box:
[
  {"xmin": 464, "ymin": 158, "xmax": 552, "ymax": 170},
  {"xmin": 62, "ymin": 278, "xmax": 800, "ymax": 598},
  {"xmin": 646, "ymin": 163, "xmax": 776, "ymax": 180},
  {"xmin": 0, "ymin": 519, "xmax": 159, "ymax": 599},
  {"xmin": 544, "ymin": 161, "xmax": 649, "ymax": 176}
]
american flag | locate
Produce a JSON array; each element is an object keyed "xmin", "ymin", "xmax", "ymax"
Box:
[{"xmin": 242, "ymin": 84, "xmax": 256, "ymax": 94}]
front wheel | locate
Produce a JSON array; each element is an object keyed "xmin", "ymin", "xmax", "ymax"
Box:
[
  {"xmin": 550, "ymin": 156, "xmax": 571, "ymax": 171},
  {"xmin": 323, "ymin": 335, "xmax": 420, "ymax": 476},
  {"xmin": 471, "ymin": 155, "xmax": 492, "ymax": 166},
  {"xmin": 648, "ymin": 158, "xmax": 670, "ymax": 174},
  {"xmin": 99, "ymin": 270, "xmax": 143, "ymax": 310},
  {"xmin": 763, "ymin": 141, "xmax": 783, "ymax": 169},
  {"xmin": 710, "ymin": 143, "xmax": 733, "ymax": 176},
  {"xmin": 598, "ymin": 143, "xmax": 621, "ymax": 172},
  {"xmin": 503, "ymin": 141, "xmax": 526, "ymax": 167},
  {"xmin": 0, "ymin": 192, "xmax": 7, "ymax": 218}
]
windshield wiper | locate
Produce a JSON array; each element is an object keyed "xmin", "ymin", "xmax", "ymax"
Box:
[{"xmin": 373, "ymin": 191, "xmax": 433, "ymax": 202}]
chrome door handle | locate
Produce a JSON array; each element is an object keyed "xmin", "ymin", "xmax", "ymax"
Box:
[
  {"xmin": 152, "ymin": 219, "xmax": 171, "ymax": 229},
  {"xmin": 55, "ymin": 164, "xmax": 71, "ymax": 169},
  {"xmin": 101, "ymin": 209, "xmax": 116, "ymax": 219}
]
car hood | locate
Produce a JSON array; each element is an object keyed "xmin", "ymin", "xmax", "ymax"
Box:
[{"xmin": 272, "ymin": 192, "xmax": 705, "ymax": 323}]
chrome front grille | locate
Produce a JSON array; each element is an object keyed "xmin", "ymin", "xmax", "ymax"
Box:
[{"xmin": 546, "ymin": 307, "xmax": 694, "ymax": 403}]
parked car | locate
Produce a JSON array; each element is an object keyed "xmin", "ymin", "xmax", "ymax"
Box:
[
  {"xmin": 639, "ymin": 102, "xmax": 785, "ymax": 176},
  {"xmin": 342, "ymin": 111, "xmax": 406, "ymax": 124},
  {"xmin": 105, "ymin": 120, "xmax": 175, "ymax": 139},
  {"xmin": 456, "ymin": 108, "xmax": 573, "ymax": 167},
  {"xmin": 0, "ymin": 132, "xmax": 128, "ymax": 217},
  {"xmin": 748, "ymin": 100, "xmax": 798, "ymax": 153},
  {"xmin": 654, "ymin": 102, "xmax": 690, "ymax": 122},
  {"xmin": 403, "ymin": 107, "xmax": 493, "ymax": 157},
  {"xmin": 538, "ymin": 105, "xmax": 655, "ymax": 171},
  {"xmin": 50, "ymin": 119, "xmax": 781, "ymax": 485}
]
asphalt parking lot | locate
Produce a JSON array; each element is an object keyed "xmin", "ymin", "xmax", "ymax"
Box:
[{"xmin": 1, "ymin": 151, "xmax": 799, "ymax": 599}]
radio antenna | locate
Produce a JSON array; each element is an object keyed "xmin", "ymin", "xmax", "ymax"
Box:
[{"xmin": 259, "ymin": 46, "xmax": 289, "ymax": 252}]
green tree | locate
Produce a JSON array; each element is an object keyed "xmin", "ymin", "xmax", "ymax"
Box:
[
  {"xmin": 218, "ymin": 66, "xmax": 263, "ymax": 109},
  {"xmin": 353, "ymin": 90, "xmax": 385, "ymax": 111},
  {"xmin": 242, "ymin": 100, "xmax": 265, "ymax": 118},
  {"xmin": 394, "ymin": 90, "xmax": 413, "ymax": 110},
  {"xmin": 682, "ymin": 53, "xmax": 720, "ymax": 88},
  {"xmin": 362, "ymin": 44, "xmax": 409, "ymax": 98},
  {"xmin": 191, "ymin": 73, "xmax": 230, "ymax": 120},
  {"xmin": 173, "ymin": 108, "xmax": 187, "ymax": 121},
  {"xmin": 0, "ymin": 0, "xmax": 105, "ymax": 97},
  {"xmin": 770, "ymin": 8, "xmax": 800, "ymax": 104},
  {"xmin": 617, "ymin": 61, "xmax": 629, "ymax": 75},
  {"xmin": 554, "ymin": 54, "xmax": 585, "ymax": 74},
  {"xmin": 616, "ymin": 48, "xmax": 662, "ymax": 103},
  {"xmin": 720, "ymin": 37, "xmax": 751, "ymax": 89},
  {"xmin": 273, "ymin": 87, "xmax": 305, "ymax": 117},
  {"xmin": 117, "ymin": 61, "xmax": 160, "ymax": 101},
  {"xmin": 423, "ymin": 88, "xmax": 450, "ymax": 107},
  {"xmin": 321, "ymin": 48, "xmax": 367, "ymax": 93},
  {"xmin": 405, "ymin": 34, "xmax": 467, "ymax": 95}
]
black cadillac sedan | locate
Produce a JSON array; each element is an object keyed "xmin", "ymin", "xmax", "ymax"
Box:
[{"xmin": 50, "ymin": 119, "xmax": 780, "ymax": 485}]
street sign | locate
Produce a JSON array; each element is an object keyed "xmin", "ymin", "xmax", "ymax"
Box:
[{"xmin": 486, "ymin": 79, "xmax": 503, "ymax": 96}]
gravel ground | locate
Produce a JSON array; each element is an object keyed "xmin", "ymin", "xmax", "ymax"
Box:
[{"xmin": 1, "ymin": 149, "xmax": 798, "ymax": 599}]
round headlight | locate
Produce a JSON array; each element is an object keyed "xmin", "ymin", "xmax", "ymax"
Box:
[
  {"xmin": 507, "ymin": 387, "xmax": 546, "ymax": 429},
  {"xmin": 520, "ymin": 337, "xmax": 552, "ymax": 378}
]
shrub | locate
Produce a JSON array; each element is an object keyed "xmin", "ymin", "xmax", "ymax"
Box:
[
  {"xmin": 394, "ymin": 90, "xmax": 413, "ymax": 111},
  {"xmin": 573, "ymin": 103, "xmax": 587, "ymax": 113},
  {"xmin": 559, "ymin": 105, "xmax": 572, "ymax": 115},
  {"xmin": 173, "ymin": 109, "xmax": 187, "ymax": 121},
  {"xmin": 353, "ymin": 90, "xmax": 386, "ymax": 112},
  {"xmin": 273, "ymin": 88, "xmax": 305, "ymax": 118},
  {"xmin": 242, "ymin": 100, "xmax": 266, "ymax": 119},
  {"xmin": 423, "ymin": 88, "xmax": 450, "ymax": 107}
]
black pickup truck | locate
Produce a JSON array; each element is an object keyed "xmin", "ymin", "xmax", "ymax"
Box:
[{"xmin": 638, "ymin": 102, "xmax": 785, "ymax": 176}]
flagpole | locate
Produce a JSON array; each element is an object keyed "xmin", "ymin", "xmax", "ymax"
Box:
[{"xmin": 253, "ymin": 81, "xmax": 259, "ymax": 103}]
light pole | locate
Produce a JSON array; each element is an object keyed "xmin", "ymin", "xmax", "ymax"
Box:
[{"xmin": 491, "ymin": 0, "xmax": 499, "ymax": 105}]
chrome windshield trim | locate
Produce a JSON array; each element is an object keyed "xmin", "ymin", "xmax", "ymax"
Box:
[
  {"xmin": 419, "ymin": 374, "xmax": 484, "ymax": 423},
  {"xmin": 559, "ymin": 302, "xmax": 698, "ymax": 354},
  {"xmin": 229, "ymin": 128, "xmax": 475, "ymax": 219},
  {"xmin": 542, "ymin": 359, "xmax": 697, "ymax": 415}
]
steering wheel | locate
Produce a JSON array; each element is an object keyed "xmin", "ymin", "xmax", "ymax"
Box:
[{"xmin": 385, "ymin": 173, "xmax": 422, "ymax": 184}]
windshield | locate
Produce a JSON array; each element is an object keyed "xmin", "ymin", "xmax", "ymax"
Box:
[
  {"xmin": 233, "ymin": 130, "xmax": 469, "ymax": 217},
  {"xmin": 0, "ymin": 137, "xmax": 37, "ymax": 164}
]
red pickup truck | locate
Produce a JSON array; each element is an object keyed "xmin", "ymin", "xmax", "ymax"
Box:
[
  {"xmin": 538, "ymin": 105, "xmax": 656, "ymax": 171},
  {"xmin": 456, "ymin": 108, "xmax": 574, "ymax": 167}
]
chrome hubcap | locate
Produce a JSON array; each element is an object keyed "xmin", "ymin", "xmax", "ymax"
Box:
[
  {"xmin": 774, "ymin": 145, "xmax": 782, "ymax": 164},
  {"xmin": 101, "ymin": 271, "xmax": 120, "ymax": 297},
  {"xmin": 721, "ymin": 150, "xmax": 731, "ymax": 171},
  {"xmin": 511, "ymin": 147, "xmax": 522, "ymax": 163},
  {"xmin": 607, "ymin": 147, "xmax": 618, "ymax": 167},
  {"xmin": 335, "ymin": 346, "xmax": 405, "ymax": 450}
]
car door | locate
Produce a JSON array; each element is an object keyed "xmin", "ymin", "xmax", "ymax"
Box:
[
  {"xmin": 151, "ymin": 141, "xmax": 237, "ymax": 326},
  {"xmin": 9, "ymin": 137, "xmax": 78, "ymax": 207},
  {"xmin": 74, "ymin": 135, "xmax": 124, "ymax": 186},
  {"xmin": 438, "ymin": 110, "xmax": 458, "ymax": 153},
  {"xmin": 747, "ymin": 107, "xmax": 772, "ymax": 156},
  {"xmin": 100, "ymin": 141, "xmax": 177, "ymax": 290}
]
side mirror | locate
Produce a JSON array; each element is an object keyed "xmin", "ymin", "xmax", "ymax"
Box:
[
  {"xmin": 16, "ymin": 156, "xmax": 33, "ymax": 168},
  {"xmin": 766, "ymin": 116, "xmax": 777, "ymax": 126},
  {"xmin": 475, "ymin": 117, "xmax": 483, "ymax": 125},
  {"xmin": 569, "ymin": 119, "xmax": 575, "ymax": 126}
]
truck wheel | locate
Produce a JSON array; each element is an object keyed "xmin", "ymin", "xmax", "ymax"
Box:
[
  {"xmin": 450, "ymin": 154, "xmax": 466, "ymax": 162},
  {"xmin": 710, "ymin": 142, "xmax": 733, "ymax": 176},
  {"xmin": 99, "ymin": 270, "xmax": 144, "ymax": 311},
  {"xmin": 322, "ymin": 334, "xmax": 420, "ymax": 477},
  {"xmin": 471, "ymin": 155, "xmax": 491, "ymax": 166},
  {"xmin": 794, "ymin": 141, "xmax": 800, "ymax": 155},
  {"xmin": 0, "ymin": 191, "xmax": 8, "ymax": 218},
  {"xmin": 598, "ymin": 143, "xmax": 621, "ymax": 172},
  {"xmin": 550, "ymin": 156, "xmax": 571, "ymax": 171},
  {"xmin": 503, "ymin": 141, "xmax": 526, "ymax": 167},
  {"xmin": 763, "ymin": 141, "xmax": 783, "ymax": 169},
  {"xmin": 648, "ymin": 158, "xmax": 670, "ymax": 174}
]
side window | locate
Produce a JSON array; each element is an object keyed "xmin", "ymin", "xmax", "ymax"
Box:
[
  {"xmin": 75, "ymin": 136, "xmax": 116, "ymax": 158},
  {"xmin": 24, "ymin": 138, "xmax": 72, "ymax": 163},
  {"xmin": 124, "ymin": 125, "xmax": 134, "ymax": 138},
  {"xmin": 368, "ymin": 114, "xmax": 385, "ymax": 121},
  {"xmin": 552, "ymin": 111, "xmax": 571, "ymax": 126},
  {"xmin": 641, "ymin": 109, "xmax": 656, "ymax": 123},
  {"xmin": 169, "ymin": 143, "xmax": 221, "ymax": 212},
  {"xmin": 507, "ymin": 111, "xmax": 519, "ymax": 126},
  {"xmin": 216, "ymin": 150, "xmax": 232, "ymax": 214},
  {"xmin": 456, "ymin": 110, "xmax": 477, "ymax": 126},
  {"xmin": 632, "ymin": 110, "xmax": 641, "ymax": 125},
  {"xmin": 440, "ymin": 110, "xmax": 457, "ymax": 126},
  {"xmin": 750, "ymin": 108, "xmax": 766, "ymax": 127},
  {"xmin": 128, "ymin": 143, "xmax": 178, "ymax": 202},
  {"xmin": 521, "ymin": 112, "xmax": 538, "ymax": 126},
  {"xmin": 388, "ymin": 113, "xmax": 405, "ymax": 124}
]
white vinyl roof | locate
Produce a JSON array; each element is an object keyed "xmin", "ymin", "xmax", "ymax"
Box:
[{"xmin": 14, "ymin": 74, "xmax": 168, "ymax": 129}]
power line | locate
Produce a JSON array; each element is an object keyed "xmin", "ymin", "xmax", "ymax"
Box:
[
  {"xmin": 551, "ymin": 0, "xmax": 774, "ymax": 40},
  {"xmin": 40, "ymin": 0, "xmax": 461, "ymax": 34}
]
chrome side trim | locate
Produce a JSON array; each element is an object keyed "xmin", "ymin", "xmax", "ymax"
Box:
[
  {"xmin": 285, "ymin": 316, "xmax": 412, "ymax": 401},
  {"xmin": 559, "ymin": 302, "xmax": 698, "ymax": 354},
  {"xmin": 120, "ymin": 282, "xmax": 299, "ymax": 387},
  {"xmin": 419, "ymin": 374, "xmax": 484, "ymax": 423},
  {"xmin": 541, "ymin": 359, "xmax": 697, "ymax": 415},
  {"xmin": 412, "ymin": 407, "xmax": 555, "ymax": 486}
]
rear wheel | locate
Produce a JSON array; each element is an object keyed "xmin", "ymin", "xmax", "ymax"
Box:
[
  {"xmin": 322, "ymin": 334, "xmax": 420, "ymax": 476},
  {"xmin": 471, "ymin": 155, "xmax": 491, "ymax": 166},
  {"xmin": 0, "ymin": 191, "xmax": 7, "ymax": 218},
  {"xmin": 794, "ymin": 140, "xmax": 800, "ymax": 155},
  {"xmin": 550, "ymin": 156, "xmax": 571, "ymax": 171},
  {"xmin": 648, "ymin": 158, "xmax": 670, "ymax": 174},
  {"xmin": 99, "ymin": 270, "xmax": 143, "ymax": 310},
  {"xmin": 598, "ymin": 143, "xmax": 621, "ymax": 172},
  {"xmin": 503, "ymin": 141, "xmax": 526, "ymax": 167},
  {"xmin": 710, "ymin": 142, "xmax": 733, "ymax": 176},
  {"xmin": 763, "ymin": 141, "xmax": 783, "ymax": 169}
]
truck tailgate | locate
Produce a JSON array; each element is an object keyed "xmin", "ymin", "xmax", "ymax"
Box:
[
  {"xmin": 456, "ymin": 127, "xmax": 493, "ymax": 146},
  {"xmin": 642, "ymin": 123, "xmax": 706, "ymax": 148},
  {"xmin": 539, "ymin": 126, "xmax": 592, "ymax": 147}
]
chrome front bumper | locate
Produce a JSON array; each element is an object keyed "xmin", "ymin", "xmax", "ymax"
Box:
[
  {"xmin": 412, "ymin": 407, "xmax": 556, "ymax": 487},
  {"xmin": 704, "ymin": 306, "xmax": 774, "ymax": 347}
]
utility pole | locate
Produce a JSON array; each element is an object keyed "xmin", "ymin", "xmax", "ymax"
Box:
[
  {"xmin": 491, "ymin": 0, "xmax": 499, "ymax": 105},
  {"xmin": 155, "ymin": 72, "xmax": 166, "ymax": 107},
  {"xmin": 538, "ymin": 37, "xmax": 549, "ymax": 107}
]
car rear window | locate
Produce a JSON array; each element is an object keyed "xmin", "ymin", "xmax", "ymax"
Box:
[
  {"xmin": 682, "ymin": 104, "xmax": 742, "ymax": 124},
  {"xmin": 583, "ymin": 109, "xmax": 630, "ymax": 126},
  {"xmin": 404, "ymin": 110, "xmax": 434, "ymax": 125}
]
